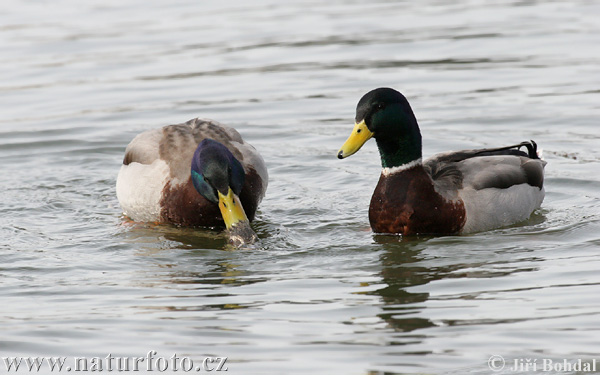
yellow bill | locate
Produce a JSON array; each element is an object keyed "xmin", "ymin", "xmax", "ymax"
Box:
[
  {"xmin": 218, "ymin": 188, "xmax": 249, "ymax": 230},
  {"xmin": 337, "ymin": 120, "xmax": 374, "ymax": 159}
]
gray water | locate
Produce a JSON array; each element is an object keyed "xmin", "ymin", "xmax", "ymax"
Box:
[{"xmin": 2, "ymin": 1, "xmax": 600, "ymax": 374}]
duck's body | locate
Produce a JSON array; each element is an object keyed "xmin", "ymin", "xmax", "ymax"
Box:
[
  {"xmin": 116, "ymin": 118, "xmax": 267, "ymax": 231},
  {"xmin": 338, "ymin": 88, "xmax": 546, "ymax": 235},
  {"xmin": 369, "ymin": 145, "xmax": 545, "ymax": 235}
]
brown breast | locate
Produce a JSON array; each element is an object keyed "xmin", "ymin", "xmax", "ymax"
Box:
[
  {"xmin": 158, "ymin": 167, "xmax": 265, "ymax": 227},
  {"xmin": 369, "ymin": 166, "xmax": 466, "ymax": 235},
  {"xmin": 159, "ymin": 177, "xmax": 222, "ymax": 227}
]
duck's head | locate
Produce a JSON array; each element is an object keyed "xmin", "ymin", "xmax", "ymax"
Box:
[
  {"xmin": 191, "ymin": 139, "xmax": 252, "ymax": 236},
  {"xmin": 337, "ymin": 88, "xmax": 422, "ymax": 168}
]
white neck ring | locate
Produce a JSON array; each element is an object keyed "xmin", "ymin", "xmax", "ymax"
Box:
[{"xmin": 382, "ymin": 158, "xmax": 423, "ymax": 176}]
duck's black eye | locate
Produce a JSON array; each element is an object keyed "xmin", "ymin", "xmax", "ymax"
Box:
[{"xmin": 376, "ymin": 103, "xmax": 385, "ymax": 110}]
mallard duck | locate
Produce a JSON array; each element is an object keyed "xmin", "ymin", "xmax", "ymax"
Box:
[
  {"xmin": 116, "ymin": 118, "xmax": 268, "ymax": 244},
  {"xmin": 337, "ymin": 87, "xmax": 546, "ymax": 235}
]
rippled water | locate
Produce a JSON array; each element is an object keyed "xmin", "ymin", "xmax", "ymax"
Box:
[{"xmin": 2, "ymin": 1, "xmax": 600, "ymax": 374}]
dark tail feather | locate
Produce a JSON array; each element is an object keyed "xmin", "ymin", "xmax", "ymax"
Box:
[{"xmin": 473, "ymin": 140, "xmax": 539, "ymax": 159}]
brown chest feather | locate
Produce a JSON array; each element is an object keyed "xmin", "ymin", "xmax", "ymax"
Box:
[
  {"xmin": 159, "ymin": 178, "xmax": 222, "ymax": 227},
  {"xmin": 369, "ymin": 167, "xmax": 466, "ymax": 235},
  {"xmin": 158, "ymin": 168, "xmax": 264, "ymax": 227}
]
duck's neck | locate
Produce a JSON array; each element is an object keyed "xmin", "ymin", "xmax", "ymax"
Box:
[{"xmin": 375, "ymin": 133, "xmax": 422, "ymax": 169}]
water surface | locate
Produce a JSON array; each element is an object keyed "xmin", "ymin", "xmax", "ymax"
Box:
[{"xmin": 1, "ymin": 1, "xmax": 600, "ymax": 374}]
